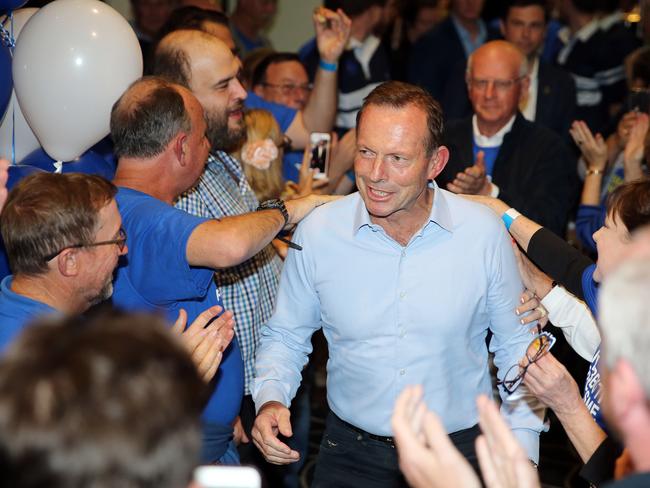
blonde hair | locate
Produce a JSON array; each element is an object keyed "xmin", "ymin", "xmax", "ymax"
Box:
[{"xmin": 235, "ymin": 109, "xmax": 285, "ymax": 201}]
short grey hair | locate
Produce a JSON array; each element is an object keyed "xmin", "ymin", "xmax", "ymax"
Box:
[{"xmin": 599, "ymin": 258, "xmax": 650, "ymax": 399}]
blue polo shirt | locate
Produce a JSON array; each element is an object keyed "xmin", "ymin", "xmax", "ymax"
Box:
[
  {"xmin": 0, "ymin": 275, "xmax": 58, "ymax": 352},
  {"xmin": 112, "ymin": 187, "xmax": 244, "ymax": 462}
]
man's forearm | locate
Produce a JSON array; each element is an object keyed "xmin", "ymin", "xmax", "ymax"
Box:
[
  {"xmin": 303, "ymin": 66, "xmax": 337, "ymax": 132},
  {"xmin": 187, "ymin": 209, "xmax": 285, "ymax": 269}
]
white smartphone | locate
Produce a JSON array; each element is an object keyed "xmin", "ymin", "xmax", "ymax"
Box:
[
  {"xmin": 193, "ymin": 465, "xmax": 262, "ymax": 488},
  {"xmin": 309, "ymin": 132, "xmax": 331, "ymax": 179}
]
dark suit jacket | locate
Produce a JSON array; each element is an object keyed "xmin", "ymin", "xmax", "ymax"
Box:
[
  {"xmin": 438, "ymin": 113, "xmax": 578, "ymax": 235},
  {"xmin": 442, "ymin": 59, "xmax": 577, "ymax": 139},
  {"xmin": 407, "ymin": 17, "xmax": 466, "ymax": 102}
]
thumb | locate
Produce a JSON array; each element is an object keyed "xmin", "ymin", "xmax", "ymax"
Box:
[
  {"xmin": 277, "ymin": 410, "xmax": 293, "ymax": 438},
  {"xmin": 475, "ymin": 150, "xmax": 485, "ymax": 171},
  {"xmin": 171, "ymin": 309, "xmax": 187, "ymax": 335}
]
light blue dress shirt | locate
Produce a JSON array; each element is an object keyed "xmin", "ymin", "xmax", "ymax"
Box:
[{"xmin": 253, "ymin": 184, "xmax": 545, "ymax": 462}]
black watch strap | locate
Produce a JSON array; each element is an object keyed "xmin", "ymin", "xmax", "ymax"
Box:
[{"xmin": 257, "ymin": 199, "xmax": 289, "ymax": 227}]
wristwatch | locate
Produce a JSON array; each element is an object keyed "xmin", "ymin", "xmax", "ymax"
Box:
[{"xmin": 257, "ymin": 199, "xmax": 289, "ymax": 227}]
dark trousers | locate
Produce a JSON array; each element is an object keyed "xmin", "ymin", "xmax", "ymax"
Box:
[{"xmin": 312, "ymin": 412, "xmax": 481, "ymax": 488}]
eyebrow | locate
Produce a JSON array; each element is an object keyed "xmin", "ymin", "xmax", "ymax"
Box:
[{"xmin": 213, "ymin": 68, "xmax": 242, "ymax": 89}]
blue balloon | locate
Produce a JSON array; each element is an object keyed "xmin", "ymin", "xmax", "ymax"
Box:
[
  {"xmin": 0, "ymin": 42, "xmax": 11, "ymax": 122},
  {"xmin": 21, "ymin": 148, "xmax": 115, "ymax": 180},
  {"xmin": 0, "ymin": 164, "xmax": 45, "ymax": 281},
  {"xmin": 0, "ymin": 0, "xmax": 28, "ymax": 12}
]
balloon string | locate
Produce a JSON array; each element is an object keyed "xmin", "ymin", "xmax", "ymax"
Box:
[
  {"xmin": 0, "ymin": 13, "xmax": 15, "ymax": 50},
  {"xmin": 9, "ymin": 12, "xmax": 14, "ymax": 165}
]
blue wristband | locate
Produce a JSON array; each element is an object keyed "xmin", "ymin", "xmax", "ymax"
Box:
[
  {"xmin": 319, "ymin": 59, "xmax": 338, "ymax": 72},
  {"xmin": 501, "ymin": 208, "xmax": 521, "ymax": 231}
]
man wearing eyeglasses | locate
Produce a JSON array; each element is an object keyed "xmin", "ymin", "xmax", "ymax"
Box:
[
  {"xmin": 438, "ymin": 40, "xmax": 576, "ymax": 236},
  {"xmin": 0, "ymin": 173, "xmax": 127, "ymax": 351}
]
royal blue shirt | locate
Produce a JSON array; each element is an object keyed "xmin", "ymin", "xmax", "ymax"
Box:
[
  {"xmin": 253, "ymin": 184, "xmax": 545, "ymax": 462},
  {"xmin": 0, "ymin": 276, "xmax": 58, "ymax": 352},
  {"xmin": 112, "ymin": 188, "xmax": 244, "ymax": 460}
]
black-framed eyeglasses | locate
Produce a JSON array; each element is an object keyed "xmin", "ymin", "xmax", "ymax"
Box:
[
  {"xmin": 43, "ymin": 228, "xmax": 127, "ymax": 262},
  {"xmin": 261, "ymin": 82, "xmax": 313, "ymax": 96},
  {"xmin": 497, "ymin": 325, "xmax": 556, "ymax": 396}
]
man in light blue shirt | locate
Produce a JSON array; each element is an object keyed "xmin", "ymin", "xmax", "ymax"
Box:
[{"xmin": 252, "ymin": 81, "xmax": 544, "ymax": 486}]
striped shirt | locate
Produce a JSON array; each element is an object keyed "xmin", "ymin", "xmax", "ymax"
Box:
[{"xmin": 175, "ymin": 151, "xmax": 282, "ymax": 394}]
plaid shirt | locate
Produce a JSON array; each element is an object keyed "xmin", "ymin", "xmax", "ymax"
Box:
[{"xmin": 175, "ymin": 151, "xmax": 282, "ymax": 394}]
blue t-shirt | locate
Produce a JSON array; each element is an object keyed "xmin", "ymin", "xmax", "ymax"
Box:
[
  {"xmin": 0, "ymin": 276, "xmax": 58, "ymax": 352},
  {"xmin": 245, "ymin": 92, "xmax": 297, "ymax": 133},
  {"xmin": 112, "ymin": 188, "xmax": 244, "ymax": 446}
]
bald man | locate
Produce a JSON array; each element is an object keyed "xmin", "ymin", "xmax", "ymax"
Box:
[{"xmin": 438, "ymin": 40, "xmax": 577, "ymax": 236}]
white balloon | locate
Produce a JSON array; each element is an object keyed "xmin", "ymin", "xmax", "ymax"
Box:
[
  {"xmin": 12, "ymin": 0, "xmax": 142, "ymax": 162},
  {"xmin": 0, "ymin": 9, "xmax": 40, "ymax": 163}
]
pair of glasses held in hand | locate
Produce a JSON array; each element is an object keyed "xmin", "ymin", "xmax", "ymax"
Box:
[{"xmin": 497, "ymin": 324, "xmax": 556, "ymax": 396}]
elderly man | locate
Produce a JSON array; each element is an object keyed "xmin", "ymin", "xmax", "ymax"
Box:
[
  {"xmin": 251, "ymin": 81, "xmax": 544, "ymax": 487},
  {"xmin": 439, "ymin": 40, "xmax": 576, "ymax": 236},
  {"xmin": 444, "ymin": 0, "xmax": 576, "ymax": 138},
  {"xmin": 109, "ymin": 76, "xmax": 333, "ymax": 465}
]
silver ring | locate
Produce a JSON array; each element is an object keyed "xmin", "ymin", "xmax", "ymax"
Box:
[{"xmin": 534, "ymin": 306, "xmax": 547, "ymax": 318}]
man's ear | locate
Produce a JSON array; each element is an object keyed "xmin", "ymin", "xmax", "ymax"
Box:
[
  {"xmin": 56, "ymin": 248, "xmax": 80, "ymax": 278},
  {"xmin": 609, "ymin": 359, "xmax": 648, "ymax": 430},
  {"xmin": 428, "ymin": 145, "xmax": 449, "ymax": 181},
  {"xmin": 173, "ymin": 132, "xmax": 189, "ymax": 166}
]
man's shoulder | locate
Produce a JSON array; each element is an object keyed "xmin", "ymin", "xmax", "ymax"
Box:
[{"xmin": 440, "ymin": 189, "xmax": 504, "ymax": 234}]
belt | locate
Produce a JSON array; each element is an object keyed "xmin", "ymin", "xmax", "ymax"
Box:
[{"xmin": 333, "ymin": 413, "xmax": 395, "ymax": 446}]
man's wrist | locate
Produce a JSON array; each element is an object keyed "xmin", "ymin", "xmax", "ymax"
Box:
[{"xmin": 319, "ymin": 59, "xmax": 338, "ymax": 71}]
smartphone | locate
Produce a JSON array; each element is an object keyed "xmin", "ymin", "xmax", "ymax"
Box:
[
  {"xmin": 309, "ymin": 132, "xmax": 331, "ymax": 179},
  {"xmin": 193, "ymin": 466, "xmax": 261, "ymax": 488},
  {"xmin": 625, "ymin": 88, "xmax": 650, "ymax": 114}
]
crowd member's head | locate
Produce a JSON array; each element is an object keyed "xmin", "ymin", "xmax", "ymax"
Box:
[
  {"xmin": 0, "ymin": 311, "xmax": 206, "ymax": 487},
  {"xmin": 402, "ymin": 0, "xmax": 447, "ymax": 44},
  {"xmin": 599, "ymin": 257, "xmax": 650, "ymax": 472},
  {"xmin": 157, "ymin": 6, "xmax": 237, "ymax": 55},
  {"xmin": 466, "ymin": 40, "xmax": 529, "ymax": 135},
  {"xmin": 500, "ymin": 0, "xmax": 548, "ymax": 61},
  {"xmin": 236, "ymin": 109, "xmax": 285, "ymax": 201},
  {"xmin": 111, "ymin": 76, "xmax": 210, "ymax": 198},
  {"xmin": 0, "ymin": 173, "xmax": 124, "ymax": 313},
  {"xmin": 131, "ymin": 0, "xmax": 178, "ymax": 39},
  {"xmin": 233, "ymin": 0, "xmax": 278, "ymax": 31},
  {"xmin": 354, "ymin": 81, "xmax": 448, "ymax": 223},
  {"xmin": 627, "ymin": 46, "xmax": 650, "ymax": 90},
  {"xmin": 154, "ymin": 30, "xmax": 248, "ymax": 152},
  {"xmin": 450, "ymin": 0, "xmax": 484, "ymax": 24},
  {"xmin": 592, "ymin": 179, "xmax": 650, "ymax": 281},
  {"xmin": 252, "ymin": 52, "xmax": 312, "ymax": 110}
]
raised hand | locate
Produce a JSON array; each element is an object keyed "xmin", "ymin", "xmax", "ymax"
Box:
[
  {"xmin": 447, "ymin": 150, "xmax": 491, "ymax": 195},
  {"xmin": 570, "ymin": 120, "xmax": 607, "ymax": 171},
  {"xmin": 171, "ymin": 306, "xmax": 235, "ymax": 382},
  {"xmin": 314, "ymin": 7, "xmax": 351, "ymax": 64},
  {"xmin": 392, "ymin": 385, "xmax": 481, "ymax": 488},
  {"xmin": 623, "ymin": 112, "xmax": 649, "ymax": 181},
  {"xmin": 516, "ymin": 289, "xmax": 549, "ymax": 331}
]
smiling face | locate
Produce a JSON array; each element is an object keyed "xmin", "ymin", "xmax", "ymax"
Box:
[
  {"xmin": 79, "ymin": 200, "xmax": 127, "ymax": 308},
  {"xmin": 467, "ymin": 42, "xmax": 528, "ymax": 135},
  {"xmin": 187, "ymin": 38, "xmax": 247, "ymax": 151},
  {"xmin": 355, "ymin": 103, "xmax": 448, "ymax": 232},
  {"xmin": 592, "ymin": 212, "xmax": 632, "ymax": 282}
]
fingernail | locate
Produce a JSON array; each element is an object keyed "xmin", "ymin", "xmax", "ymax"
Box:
[
  {"xmin": 520, "ymin": 319, "xmax": 525, "ymax": 325},
  {"xmin": 515, "ymin": 308, "xmax": 520, "ymax": 315},
  {"xmin": 520, "ymin": 297, "xmax": 525, "ymax": 304}
]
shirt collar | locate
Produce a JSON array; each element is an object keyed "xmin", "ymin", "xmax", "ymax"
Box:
[
  {"xmin": 352, "ymin": 181, "xmax": 454, "ymax": 236},
  {"xmin": 472, "ymin": 114, "xmax": 516, "ymax": 147}
]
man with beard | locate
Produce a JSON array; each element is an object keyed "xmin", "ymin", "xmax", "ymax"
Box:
[
  {"xmin": 152, "ymin": 30, "xmax": 313, "ymax": 472},
  {"xmin": 0, "ymin": 173, "xmax": 128, "ymax": 350}
]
